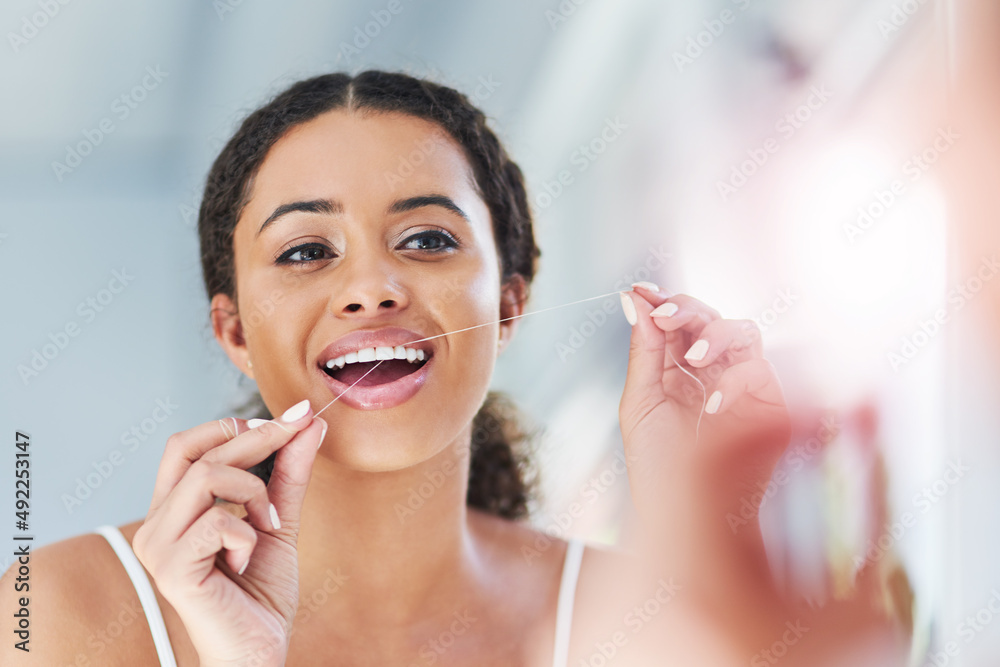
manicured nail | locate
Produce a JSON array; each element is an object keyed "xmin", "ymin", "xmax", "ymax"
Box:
[
  {"xmin": 650, "ymin": 302, "xmax": 678, "ymax": 318},
  {"xmin": 619, "ymin": 292, "xmax": 637, "ymax": 326},
  {"xmin": 238, "ymin": 556, "xmax": 250, "ymax": 575},
  {"xmin": 318, "ymin": 419, "xmax": 328, "ymax": 449},
  {"xmin": 685, "ymin": 339, "xmax": 709, "ymax": 362},
  {"xmin": 280, "ymin": 399, "xmax": 311, "ymax": 422},
  {"xmin": 631, "ymin": 281, "xmax": 661, "ymax": 293},
  {"xmin": 247, "ymin": 418, "xmax": 268, "ymax": 429},
  {"xmin": 705, "ymin": 390, "xmax": 723, "ymax": 414},
  {"xmin": 269, "ymin": 503, "xmax": 281, "ymax": 530}
]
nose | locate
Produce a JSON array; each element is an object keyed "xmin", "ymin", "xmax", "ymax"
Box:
[{"xmin": 327, "ymin": 253, "xmax": 409, "ymax": 318}]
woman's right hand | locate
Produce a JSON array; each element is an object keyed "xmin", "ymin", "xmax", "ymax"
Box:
[{"xmin": 132, "ymin": 399, "xmax": 325, "ymax": 667}]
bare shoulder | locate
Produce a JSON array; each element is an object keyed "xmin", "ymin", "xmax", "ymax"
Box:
[
  {"xmin": 476, "ymin": 513, "xmax": 676, "ymax": 663},
  {"xmin": 0, "ymin": 519, "xmax": 166, "ymax": 666}
]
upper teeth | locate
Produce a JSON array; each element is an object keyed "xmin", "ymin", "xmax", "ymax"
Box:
[{"xmin": 325, "ymin": 345, "xmax": 426, "ymax": 369}]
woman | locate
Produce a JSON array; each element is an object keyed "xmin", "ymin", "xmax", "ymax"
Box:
[{"xmin": 4, "ymin": 70, "xmax": 807, "ymax": 665}]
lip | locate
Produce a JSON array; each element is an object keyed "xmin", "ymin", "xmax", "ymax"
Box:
[{"xmin": 315, "ymin": 326, "xmax": 436, "ymax": 411}]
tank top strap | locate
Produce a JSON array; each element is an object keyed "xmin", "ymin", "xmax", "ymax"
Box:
[
  {"xmin": 94, "ymin": 525, "xmax": 178, "ymax": 667},
  {"xmin": 552, "ymin": 537, "xmax": 585, "ymax": 667}
]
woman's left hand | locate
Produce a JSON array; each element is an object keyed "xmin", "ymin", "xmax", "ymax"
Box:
[
  {"xmin": 616, "ymin": 284, "xmax": 913, "ymax": 666},
  {"xmin": 617, "ymin": 284, "xmax": 791, "ymax": 608}
]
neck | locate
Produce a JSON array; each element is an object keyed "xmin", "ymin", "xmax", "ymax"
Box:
[{"xmin": 295, "ymin": 429, "xmax": 481, "ymax": 629}]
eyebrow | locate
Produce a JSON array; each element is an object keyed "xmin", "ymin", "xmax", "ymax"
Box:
[{"xmin": 255, "ymin": 194, "xmax": 470, "ymax": 238}]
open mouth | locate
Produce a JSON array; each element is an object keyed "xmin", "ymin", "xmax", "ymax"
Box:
[{"xmin": 320, "ymin": 347, "xmax": 431, "ymax": 388}]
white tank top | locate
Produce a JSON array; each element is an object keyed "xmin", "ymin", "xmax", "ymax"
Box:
[{"xmin": 95, "ymin": 525, "xmax": 585, "ymax": 667}]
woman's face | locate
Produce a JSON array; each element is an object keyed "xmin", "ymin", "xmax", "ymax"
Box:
[{"xmin": 217, "ymin": 109, "xmax": 518, "ymax": 471}]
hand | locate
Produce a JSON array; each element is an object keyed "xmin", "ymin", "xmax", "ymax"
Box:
[
  {"xmin": 617, "ymin": 286, "xmax": 911, "ymax": 665},
  {"xmin": 132, "ymin": 400, "xmax": 325, "ymax": 667},
  {"xmin": 617, "ymin": 286, "xmax": 790, "ymax": 612}
]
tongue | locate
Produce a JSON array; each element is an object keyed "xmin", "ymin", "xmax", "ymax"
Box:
[{"xmin": 333, "ymin": 359, "xmax": 419, "ymax": 387}]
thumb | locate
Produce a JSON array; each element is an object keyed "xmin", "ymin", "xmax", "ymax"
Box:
[
  {"xmin": 266, "ymin": 416, "xmax": 324, "ymax": 532},
  {"xmin": 620, "ymin": 290, "xmax": 667, "ymax": 410}
]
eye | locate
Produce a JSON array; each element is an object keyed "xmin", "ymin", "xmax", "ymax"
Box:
[
  {"xmin": 275, "ymin": 242, "xmax": 334, "ymax": 265},
  {"xmin": 400, "ymin": 228, "xmax": 460, "ymax": 253}
]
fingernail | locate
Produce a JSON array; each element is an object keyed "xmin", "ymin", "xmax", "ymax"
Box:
[
  {"xmin": 269, "ymin": 503, "xmax": 281, "ymax": 530},
  {"xmin": 238, "ymin": 556, "xmax": 250, "ymax": 575},
  {"xmin": 705, "ymin": 390, "xmax": 723, "ymax": 414},
  {"xmin": 247, "ymin": 418, "xmax": 268, "ymax": 429},
  {"xmin": 685, "ymin": 339, "xmax": 709, "ymax": 362},
  {"xmin": 631, "ymin": 281, "xmax": 661, "ymax": 293},
  {"xmin": 650, "ymin": 302, "xmax": 678, "ymax": 318},
  {"xmin": 619, "ymin": 292, "xmax": 637, "ymax": 326},
  {"xmin": 280, "ymin": 399, "xmax": 311, "ymax": 423},
  {"xmin": 318, "ymin": 419, "xmax": 328, "ymax": 449}
]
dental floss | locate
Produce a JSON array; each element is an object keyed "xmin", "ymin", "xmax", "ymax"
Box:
[
  {"xmin": 310, "ymin": 288, "xmax": 708, "ymax": 444},
  {"xmin": 663, "ymin": 346, "xmax": 707, "ymax": 443},
  {"xmin": 313, "ymin": 288, "xmax": 621, "ymax": 417}
]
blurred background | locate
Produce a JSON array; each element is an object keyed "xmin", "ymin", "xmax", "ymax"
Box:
[{"xmin": 0, "ymin": 0, "xmax": 997, "ymax": 664}]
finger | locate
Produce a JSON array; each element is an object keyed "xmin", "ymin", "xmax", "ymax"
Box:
[
  {"xmin": 265, "ymin": 416, "xmax": 326, "ymax": 532},
  {"xmin": 620, "ymin": 290, "xmax": 667, "ymax": 404},
  {"xmin": 680, "ymin": 319, "xmax": 763, "ymax": 369},
  {"xmin": 629, "ymin": 281, "xmax": 672, "ymax": 306},
  {"xmin": 179, "ymin": 506, "xmax": 258, "ymax": 583},
  {"xmin": 642, "ymin": 293, "xmax": 723, "ymax": 367},
  {"xmin": 135, "ymin": 505, "xmax": 257, "ymax": 591},
  {"xmin": 704, "ymin": 358, "xmax": 786, "ymax": 416},
  {"xmin": 144, "ymin": 461, "xmax": 275, "ymax": 548},
  {"xmin": 217, "ymin": 417, "xmax": 239, "ymax": 440},
  {"xmin": 648, "ymin": 293, "xmax": 722, "ymax": 335},
  {"xmin": 149, "ymin": 399, "xmax": 314, "ymax": 513}
]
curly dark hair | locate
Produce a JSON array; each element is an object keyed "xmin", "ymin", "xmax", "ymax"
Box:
[{"xmin": 198, "ymin": 70, "xmax": 542, "ymax": 519}]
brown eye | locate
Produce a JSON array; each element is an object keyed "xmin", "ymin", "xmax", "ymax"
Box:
[
  {"xmin": 401, "ymin": 229, "xmax": 459, "ymax": 252},
  {"xmin": 275, "ymin": 243, "xmax": 334, "ymax": 264}
]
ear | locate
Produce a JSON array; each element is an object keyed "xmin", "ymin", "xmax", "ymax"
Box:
[
  {"xmin": 210, "ymin": 293, "xmax": 254, "ymax": 379},
  {"xmin": 498, "ymin": 274, "xmax": 527, "ymax": 354}
]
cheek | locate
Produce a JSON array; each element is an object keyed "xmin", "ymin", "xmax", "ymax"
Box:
[{"xmin": 239, "ymin": 274, "xmax": 313, "ymax": 363}]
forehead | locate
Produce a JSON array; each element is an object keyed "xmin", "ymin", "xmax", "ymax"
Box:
[{"xmin": 244, "ymin": 109, "xmax": 479, "ymax": 212}]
